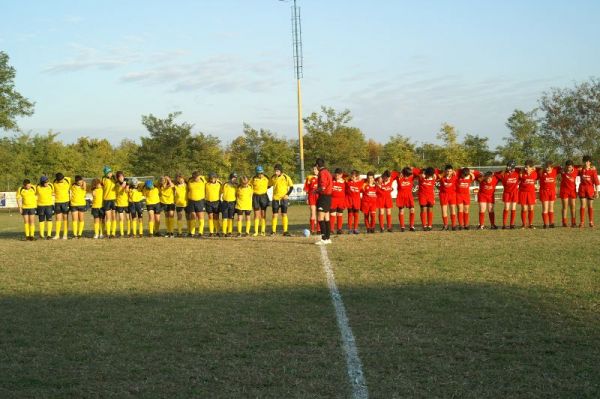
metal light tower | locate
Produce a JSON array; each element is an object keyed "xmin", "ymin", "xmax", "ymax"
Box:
[{"xmin": 282, "ymin": 0, "xmax": 305, "ymax": 182}]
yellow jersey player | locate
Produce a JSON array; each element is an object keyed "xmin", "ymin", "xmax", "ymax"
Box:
[
  {"xmin": 174, "ymin": 174, "xmax": 188, "ymax": 236},
  {"xmin": 70, "ymin": 176, "xmax": 87, "ymax": 238},
  {"xmin": 52, "ymin": 172, "xmax": 71, "ymax": 240},
  {"xmin": 101, "ymin": 166, "xmax": 118, "ymax": 238},
  {"xmin": 220, "ymin": 172, "xmax": 238, "ymax": 237},
  {"xmin": 186, "ymin": 171, "xmax": 207, "ymax": 237},
  {"xmin": 205, "ymin": 172, "xmax": 222, "ymax": 237},
  {"xmin": 159, "ymin": 176, "xmax": 176, "ymax": 237},
  {"xmin": 251, "ymin": 165, "xmax": 270, "ymax": 236},
  {"xmin": 36, "ymin": 176, "xmax": 54, "ymax": 239},
  {"xmin": 270, "ymin": 164, "xmax": 294, "ymax": 236},
  {"xmin": 90, "ymin": 178, "xmax": 104, "ymax": 239},
  {"xmin": 115, "ymin": 171, "xmax": 130, "ymax": 238},
  {"xmin": 128, "ymin": 178, "xmax": 144, "ymax": 237},
  {"xmin": 235, "ymin": 176, "xmax": 253, "ymax": 236},
  {"xmin": 16, "ymin": 179, "xmax": 37, "ymax": 240},
  {"xmin": 143, "ymin": 179, "xmax": 161, "ymax": 236}
]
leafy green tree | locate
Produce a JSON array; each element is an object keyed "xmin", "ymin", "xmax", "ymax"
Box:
[
  {"xmin": 462, "ymin": 134, "xmax": 495, "ymax": 166},
  {"xmin": 381, "ymin": 134, "xmax": 417, "ymax": 170},
  {"xmin": 437, "ymin": 123, "xmax": 468, "ymax": 167},
  {"xmin": 0, "ymin": 52, "xmax": 34, "ymax": 131},
  {"xmin": 498, "ymin": 109, "xmax": 547, "ymax": 163}
]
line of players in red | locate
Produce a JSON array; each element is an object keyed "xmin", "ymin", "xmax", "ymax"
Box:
[{"xmin": 304, "ymin": 157, "xmax": 599, "ymax": 233}]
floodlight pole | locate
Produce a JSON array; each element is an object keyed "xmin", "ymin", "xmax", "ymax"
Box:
[{"xmin": 290, "ymin": 0, "xmax": 305, "ymax": 183}]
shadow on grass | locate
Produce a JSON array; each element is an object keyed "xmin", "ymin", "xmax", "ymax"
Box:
[{"xmin": 1, "ymin": 284, "xmax": 599, "ymax": 398}]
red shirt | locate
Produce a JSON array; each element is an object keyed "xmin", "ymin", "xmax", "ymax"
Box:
[
  {"xmin": 519, "ymin": 170, "xmax": 538, "ymax": 193},
  {"xmin": 395, "ymin": 174, "xmax": 415, "ymax": 196},
  {"xmin": 417, "ymin": 175, "xmax": 436, "ymax": 198},
  {"xmin": 362, "ymin": 183, "xmax": 378, "ymax": 202},
  {"xmin": 560, "ymin": 167, "xmax": 579, "ymax": 193},
  {"xmin": 331, "ymin": 179, "xmax": 346, "ymax": 199},
  {"xmin": 346, "ymin": 180, "xmax": 363, "ymax": 198},
  {"xmin": 438, "ymin": 173, "xmax": 457, "ymax": 194},
  {"xmin": 457, "ymin": 175, "xmax": 474, "ymax": 197},
  {"xmin": 496, "ymin": 170, "xmax": 520, "ymax": 194},
  {"xmin": 304, "ymin": 175, "xmax": 318, "ymax": 196},
  {"xmin": 538, "ymin": 167, "xmax": 559, "ymax": 193},
  {"xmin": 579, "ymin": 168, "xmax": 600, "ymax": 190},
  {"xmin": 317, "ymin": 167, "xmax": 333, "ymax": 195},
  {"xmin": 479, "ymin": 176, "xmax": 499, "ymax": 196},
  {"xmin": 376, "ymin": 176, "xmax": 395, "ymax": 198}
]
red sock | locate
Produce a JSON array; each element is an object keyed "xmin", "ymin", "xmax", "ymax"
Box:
[
  {"xmin": 354, "ymin": 212, "xmax": 360, "ymax": 229},
  {"xmin": 409, "ymin": 212, "xmax": 415, "ymax": 228},
  {"xmin": 451, "ymin": 213, "xmax": 456, "ymax": 227},
  {"xmin": 420, "ymin": 211, "xmax": 426, "ymax": 227},
  {"xmin": 347, "ymin": 212, "xmax": 353, "ymax": 230},
  {"xmin": 580, "ymin": 208, "xmax": 586, "ymax": 225},
  {"xmin": 378, "ymin": 214, "xmax": 384, "ymax": 229},
  {"xmin": 364, "ymin": 213, "xmax": 370, "ymax": 229},
  {"xmin": 502, "ymin": 210, "xmax": 508, "ymax": 226},
  {"xmin": 528, "ymin": 210, "xmax": 534, "ymax": 225},
  {"xmin": 479, "ymin": 212, "xmax": 485, "ymax": 226},
  {"xmin": 386, "ymin": 214, "xmax": 392, "ymax": 229},
  {"xmin": 442, "ymin": 215, "xmax": 448, "ymax": 226},
  {"xmin": 510, "ymin": 210, "xmax": 516, "ymax": 225},
  {"xmin": 562, "ymin": 217, "xmax": 567, "ymax": 226},
  {"xmin": 489, "ymin": 211, "xmax": 495, "ymax": 226},
  {"xmin": 588, "ymin": 207, "xmax": 594, "ymax": 225},
  {"xmin": 458, "ymin": 211, "xmax": 464, "ymax": 226},
  {"xmin": 548, "ymin": 211, "xmax": 554, "ymax": 224},
  {"xmin": 464, "ymin": 212, "xmax": 469, "ymax": 226},
  {"xmin": 399, "ymin": 212, "xmax": 405, "ymax": 228},
  {"xmin": 330, "ymin": 217, "xmax": 336, "ymax": 231},
  {"xmin": 542, "ymin": 213, "xmax": 548, "ymax": 225},
  {"xmin": 310, "ymin": 218, "xmax": 316, "ymax": 232},
  {"xmin": 521, "ymin": 211, "xmax": 527, "ymax": 226},
  {"xmin": 337, "ymin": 215, "xmax": 343, "ymax": 230},
  {"xmin": 427, "ymin": 210, "xmax": 433, "ymax": 227}
]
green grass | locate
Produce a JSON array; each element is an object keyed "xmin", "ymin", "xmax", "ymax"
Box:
[{"xmin": 1, "ymin": 206, "xmax": 599, "ymax": 398}]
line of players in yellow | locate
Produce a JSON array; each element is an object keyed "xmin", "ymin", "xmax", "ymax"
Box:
[{"xmin": 15, "ymin": 164, "xmax": 294, "ymax": 240}]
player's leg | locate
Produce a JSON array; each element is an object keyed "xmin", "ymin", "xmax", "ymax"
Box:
[{"xmin": 478, "ymin": 201, "xmax": 486, "ymax": 229}]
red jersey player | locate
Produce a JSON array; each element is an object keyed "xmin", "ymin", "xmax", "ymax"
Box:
[
  {"xmin": 475, "ymin": 170, "xmax": 500, "ymax": 229},
  {"xmin": 578, "ymin": 155, "xmax": 599, "ymax": 227},
  {"xmin": 437, "ymin": 165, "xmax": 457, "ymax": 230},
  {"xmin": 330, "ymin": 168, "xmax": 347, "ymax": 235},
  {"xmin": 416, "ymin": 167, "xmax": 436, "ymax": 231},
  {"xmin": 519, "ymin": 160, "xmax": 538, "ymax": 229},
  {"xmin": 496, "ymin": 160, "xmax": 520, "ymax": 229},
  {"xmin": 345, "ymin": 170, "xmax": 363, "ymax": 234},
  {"xmin": 537, "ymin": 161, "xmax": 560, "ymax": 228},
  {"xmin": 361, "ymin": 172, "xmax": 379, "ymax": 233},
  {"xmin": 559, "ymin": 160, "xmax": 579, "ymax": 227},
  {"xmin": 376, "ymin": 170, "xmax": 397, "ymax": 232},
  {"xmin": 303, "ymin": 166, "xmax": 320, "ymax": 234},
  {"xmin": 456, "ymin": 168, "xmax": 475, "ymax": 229},
  {"xmin": 395, "ymin": 167, "xmax": 417, "ymax": 232}
]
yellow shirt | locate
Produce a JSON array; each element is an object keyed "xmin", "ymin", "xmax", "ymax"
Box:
[
  {"xmin": 129, "ymin": 188, "xmax": 143, "ymax": 203},
  {"xmin": 251, "ymin": 175, "xmax": 270, "ymax": 195},
  {"xmin": 17, "ymin": 186, "xmax": 37, "ymax": 209},
  {"xmin": 174, "ymin": 184, "xmax": 187, "ymax": 207},
  {"xmin": 92, "ymin": 187, "xmax": 103, "ymax": 208},
  {"xmin": 143, "ymin": 187, "xmax": 160, "ymax": 205},
  {"xmin": 36, "ymin": 184, "xmax": 55, "ymax": 206},
  {"xmin": 70, "ymin": 185, "xmax": 87, "ymax": 207},
  {"xmin": 102, "ymin": 176, "xmax": 117, "ymax": 201},
  {"xmin": 205, "ymin": 181, "xmax": 222, "ymax": 202},
  {"xmin": 53, "ymin": 177, "xmax": 71, "ymax": 203},
  {"xmin": 187, "ymin": 177, "xmax": 206, "ymax": 201},
  {"xmin": 159, "ymin": 185, "xmax": 175, "ymax": 204},
  {"xmin": 116, "ymin": 184, "xmax": 129, "ymax": 207},
  {"xmin": 236, "ymin": 185, "xmax": 253, "ymax": 211},
  {"xmin": 221, "ymin": 182, "xmax": 237, "ymax": 202},
  {"xmin": 270, "ymin": 173, "xmax": 294, "ymax": 200}
]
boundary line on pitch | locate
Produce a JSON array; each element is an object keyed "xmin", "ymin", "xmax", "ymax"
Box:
[{"xmin": 319, "ymin": 245, "xmax": 369, "ymax": 399}]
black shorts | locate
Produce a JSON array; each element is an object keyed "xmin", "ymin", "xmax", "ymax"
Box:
[
  {"xmin": 252, "ymin": 193, "xmax": 270, "ymax": 210},
  {"xmin": 91, "ymin": 208, "xmax": 105, "ymax": 219},
  {"xmin": 129, "ymin": 202, "xmax": 144, "ymax": 218},
  {"xmin": 176, "ymin": 206, "xmax": 186, "ymax": 213},
  {"xmin": 21, "ymin": 208, "xmax": 37, "ymax": 216},
  {"xmin": 186, "ymin": 199, "xmax": 205, "ymax": 213},
  {"xmin": 37, "ymin": 206, "xmax": 53, "ymax": 221},
  {"xmin": 103, "ymin": 200, "xmax": 116, "ymax": 211},
  {"xmin": 161, "ymin": 203, "xmax": 176, "ymax": 212},
  {"xmin": 236, "ymin": 209, "xmax": 252, "ymax": 216},
  {"xmin": 205, "ymin": 200, "xmax": 221, "ymax": 215},
  {"xmin": 71, "ymin": 206, "xmax": 86, "ymax": 213},
  {"xmin": 317, "ymin": 195, "xmax": 332, "ymax": 213},
  {"xmin": 272, "ymin": 199, "xmax": 289, "ymax": 214},
  {"xmin": 54, "ymin": 202, "xmax": 70, "ymax": 214},
  {"xmin": 221, "ymin": 201, "xmax": 236, "ymax": 219},
  {"xmin": 146, "ymin": 203, "xmax": 162, "ymax": 213},
  {"xmin": 116, "ymin": 206, "xmax": 129, "ymax": 214}
]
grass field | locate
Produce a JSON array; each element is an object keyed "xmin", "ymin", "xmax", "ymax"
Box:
[{"xmin": 1, "ymin": 205, "xmax": 599, "ymax": 398}]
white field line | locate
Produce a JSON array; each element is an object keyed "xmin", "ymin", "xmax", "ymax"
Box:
[{"xmin": 319, "ymin": 245, "xmax": 369, "ymax": 399}]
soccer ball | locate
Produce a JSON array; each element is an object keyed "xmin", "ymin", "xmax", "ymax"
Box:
[{"xmin": 303, "ymin": 228, "xmax": 311, "ymax": 237}]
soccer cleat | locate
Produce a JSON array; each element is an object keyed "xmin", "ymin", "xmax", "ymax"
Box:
[
  {"xmin": 315, "ymin": 239, "xmax": 332, "ymax": 245},
  {"xmin": 353, "ymin": 229, "xmax": 359, "ymax": 234},
  {"xmin": 549, "ymin": 224, "xmax": 555, "ymax": 228},
  {"xmin": 543, "ymin": 224, "xmax": 547, "ymax": 229},
  {"xmin": 283, "ymin": 232, "xmax": 291, "ymax": 237},
  {"xmin": 380, "ymin": 228, "xmax": 384, "ymax": 233},
  {"xmin": 400, "ymin": 227, "xmax": 405, "ymax": 232},
  {"xmin": 409, "ymin": 226, "xmax": 416, "ymax": 232},
  {"xmin": 52, "ymin": 235, "xmax": 60, "ymax": 240},
  {"xmin": 478, "ymin": 225, "xmax": 485, "ymax": 230},
  {"xmin": 387, "ymin": 228, "xmax": 393, "ymax": 233},
  {"xmin": 452, "ymin": 226, "xmax": 457, "ymax": 231},
  {"xmin": 529, "ymin": 225, "xmax": 536, "ymax": 229},
  {"xmin": 93, "ymin": 234, "xmax": 99, "ymax": 239},
  {"xmin": 491, "ymin": 225, "xmax": 498, "ymax": 230},
  {"xmin": 337, "ymin": 229, "xmax": 343, "ymax": 235},
  {"xmin": 463, "ymin": 226, "xmax": 470, "ymax": 231},
  {"xmin": 252, "ymin": 232, "xmax": 259, "ymax": 237},
  {"xmin": 509, "ymin": 225, "xmax": 516, "ymax": 229},
  {"xmin": 62, "ymin": 236, "xmax": 68, "ymax": 240}
]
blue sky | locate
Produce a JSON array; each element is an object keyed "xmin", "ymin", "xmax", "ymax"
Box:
[{"xmin": 2, "ymin": 0, "xmax": 599, "ymax": 148}]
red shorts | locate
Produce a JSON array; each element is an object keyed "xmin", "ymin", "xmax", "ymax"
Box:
[
  {"xmin": 361, "ymin": 200, "xmax": 377, "ymax": 213},
  {"xmin": 579, "ymin": 186, "xmax": 596, "ymax": 199},
  {"xmin": 418, "ymin": 195, "xmax": 435, "ymax": 207},
  {"xmin": 539, "ymin": 190, "xmax": 556, "ymax": 202},
  {"xmin": 331, "ymin": 196, "xmax": 347, "ymax": 210},
  {"xmin": 559, "ymin": 189, "xmax": 576, "ymax": 200},
  {"xmin": 503, "ymin": 191, "xmax": 518, "ymax": 203},
  {"xmin": 346, "ymin": 195, "xmax": 361, "ymax": 210},
  {"xmin": 308, "ymin": 194, "xmax": 318, "ymax": 206},
  {"xmin": 396, "ymin": 192, "xmax": 415, "ymax": 208},
  {"xmin": 439, "ymin": 192, "xmax": 457, "ymax": 206},
  {"xmin": 377, "ymin": 196, "xmax": 393, "ymax": 209},
  {"xmin": 519, "ymin": 191, "xmax": 536, "ymax": 206},
  {"xmin": 456, "ymin": 193, "xmax": 471, "ymax": 205},
  {"xmin": 477, "ymin": 193, "xmax": 494, "ymax": 204}
]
